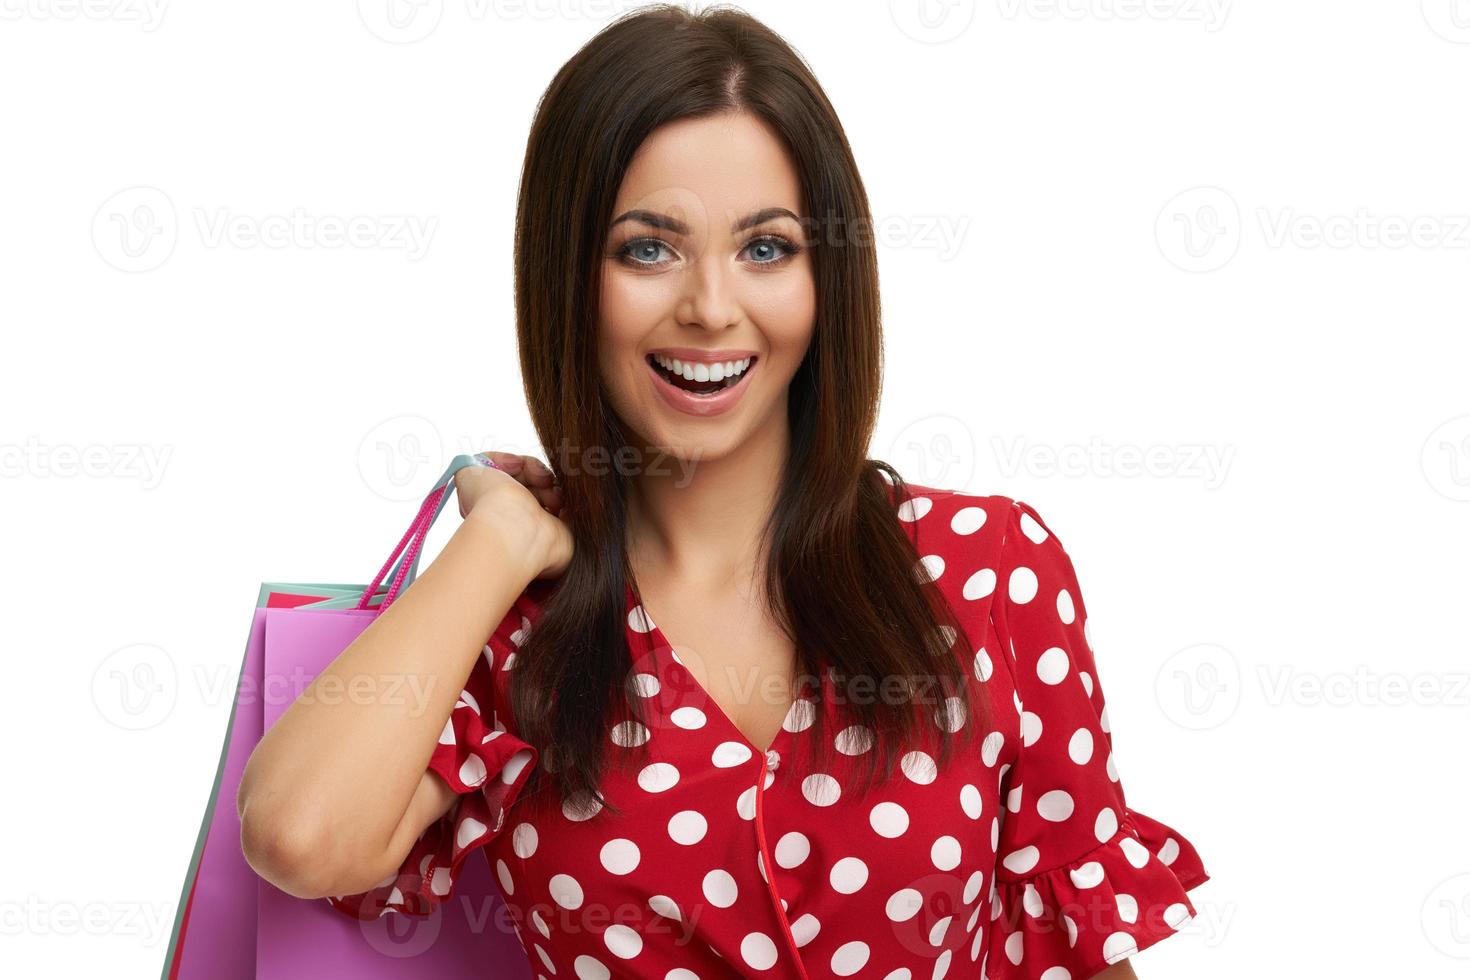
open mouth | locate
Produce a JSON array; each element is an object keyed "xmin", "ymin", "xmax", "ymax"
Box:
[{"xmin": 646, "ymin": 353, "xmax": 758, "ymax": 396}]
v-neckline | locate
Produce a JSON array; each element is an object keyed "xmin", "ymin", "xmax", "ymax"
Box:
[{"xmin": 626, "ymin": 584, "xmax": 808, "ymax": 759}]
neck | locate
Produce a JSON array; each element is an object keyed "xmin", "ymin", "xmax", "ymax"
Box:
[{"xmin": 625, "ymin": 419, "xmax": 789, "ymax": 593}]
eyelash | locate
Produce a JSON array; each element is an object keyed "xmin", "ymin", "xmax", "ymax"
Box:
[{"xmin": 614, "ymin": 234, "xmax": 803, "ymax": 269}]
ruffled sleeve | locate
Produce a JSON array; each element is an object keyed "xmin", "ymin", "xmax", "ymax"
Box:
[
  {"xmin": 325, "ymin": 601, "xmax": 540, "ymax": 920},
  {"xmin": 985, "ymin": 499, "xmax": 1208, "ymax": 979}
]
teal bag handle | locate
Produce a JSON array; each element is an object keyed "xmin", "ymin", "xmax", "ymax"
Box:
[{"xmin": 355, "ymin": 453, "xmax": 492, "ymax": 610}]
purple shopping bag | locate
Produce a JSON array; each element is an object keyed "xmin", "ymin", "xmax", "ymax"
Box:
[{"xmin": 161, "ymin": 456, "xmax": 533, "ymax": 979}]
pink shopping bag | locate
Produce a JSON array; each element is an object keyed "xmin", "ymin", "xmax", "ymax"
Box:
[{"xmin": 161, "ymin": 455, "xmax": 533, "ymax": 979}]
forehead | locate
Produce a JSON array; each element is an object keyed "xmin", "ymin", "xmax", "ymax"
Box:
[{"xmin": 612, "ymin": 112, "xmax": 804, "ymax": 227}]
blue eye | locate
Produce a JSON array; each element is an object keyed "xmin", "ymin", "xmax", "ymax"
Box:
[
  {"xmin": 744, "ymin": 235, "xmax": 801, "ymax": 266},
  {"xmin": 620, "ymin": 238, "xmax": 674, "ymax": 266}
]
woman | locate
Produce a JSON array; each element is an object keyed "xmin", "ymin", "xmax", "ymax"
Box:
[{"xmin": 237, "ymin": 5, "xmax": 1209, "ymax": 978}]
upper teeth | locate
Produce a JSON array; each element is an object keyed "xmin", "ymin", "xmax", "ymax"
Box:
[{"xmin": 652, "ymin": 354, "xmax": 752, "ymax": 383}]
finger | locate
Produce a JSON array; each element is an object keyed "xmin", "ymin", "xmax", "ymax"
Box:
[
  {"xmin": 475, "ymin": 451, "xmax": 525, "ymax": 473},
  {"xmin": 532, "ymin": 483, "xmax": 565, "ymax": 514},
  {"xmin": 519, "ymin": 455, "xmax": 558, "ymax": 489}
]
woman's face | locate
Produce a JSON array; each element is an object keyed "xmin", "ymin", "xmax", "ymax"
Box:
[{"xmin": 597, "ymin": 110, "xmax": 816, "ymax": 468}]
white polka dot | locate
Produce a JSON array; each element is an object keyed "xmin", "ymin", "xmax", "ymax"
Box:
[
  {"xmin": 549, "ymin": 873, "xmax": 584, "ymax": 909},
  {"xmin": 670, "ymin": 706, "xmax": 707, "ymax": 729},
  {"xmin": 1036, "ymin": 647, "xmax": 1069, "ymax": 685},
  {"xmin": 901, "ymin": 750, "xmax": 939, "ymax": 784},
  {"xmin": 563, "ymin": 794, "xmax": 603, "ymax": 821},
  {"xmin": 1020, "ymin": 711, "xmax": 1043, "ymax": 747},
  {"xmin": 1040, "ymin": 968, "xmax": 1072, "ymax": 980},
  {"xmin": 917, "ymin": 554, "xmax": 945, "ymax": 583},
  {"xmin": 1158, "ymin": 837, "xmax": 1181, "ymax": 866},
  {"xmin": 1007, "ymin": 785, "xmax": 1023, "ymax": 814},
  {"xmin": 870, "ymin": 801, "xmax": 910, "ymax": 838},
  {"xmin": 775, "ymin": 832, "xmax": 811, "ymax": 869},
  {"xmin": 830, "ymin": 856, "xmax": 869, "ymax": 893},
  {"xmin": 1080, "ymin": 671, "xmax": 1093, "ymax": 697},
  {"xmin": 963, "ymin": 568, "xmax": 997, "ymax": 601},
  {"xmin": 974, "ymin": 648, "xmax": 994, "ymax": 681},
  {"xmin": 1022, "ymin": 883, "xmax": 1043, "ymax": 917},
  {"xmin": 951, "ymin": 505, "xmax": 987, "ymax": 535},
  {"xmin": 1008, "ymin": 566, "xmax": 1039, "ymax": 603},
  {"xmin": 1069, "ymin": 862, "xmax": 1104, "ymax": 889},
  {"xmin": 886, "ymin": 888, "xmax": 922, "ymax": 922},
  {"xmin": 573, "ymin": 955, "xmax": 609, "ymax": 979},
  {"xmin": 496, "ymin": 858, "xmax": 514, "ymax": 895},
  {"xmin": 703, "ymin": 869, "xmax": 739, "ymax": 908},
  {"xmin": 784, "ymin": 698, "xmax": 817, "ymax": 732},
  {"xmin": 1116, "ymin": 894, "xmax": 1138, "ymax": 924},
  {"xmin": 599, "ymin": 838, "xmax": 640, "ymax": 875},
  {"xmin": 603, "ymin": 923, "xmax": 642, "ymax": 959},
  {"xmin": 1004, "ymin": 930, "xmax": 1024, "ymax": 964},
  {"xmin": 1056, "ymin": 589, "xmax": 1075, "ymax": 624},
  {"xmin": 631, "ymin": 672, "xmax": 660, "ymax": 697},
  {"xmin": 713, "ymin": 741, "xmax": 753, "ymax": 768},
  {"xmin": 637, "ymin": 762, "xmax": 679, "ymax": 793},
  {"xmin": 628, "ymin": 606, "xmax": 654, "ymax": 632},
  {"xmin": 981, "ymin": 731, "xmax": 1005, "ymax": 767},
  {"xmin": 1068, "ymin": 728, "xmax": 1094, "ymax": 764},
  {"xmin": 802, "ymin": 773, "xmax": 842, "ymax": 807},
  {"xmin": 1037, "ymin": 790, "xmax": 1075, "ymax": 822},
  {"xmin": 736, "ymin": 785, "xmax": 757, "ymax": 820},
  {"xmin": 836, "ymin": 725, "xmax": 875, "ymax": 755},
  {"xmin": 668, "ymin": 810, "xmax": 708, "ymax": 845},
  {"xmin": 649, "ymin": 895, "xmax": 682, "ymax": 920},
  {"xmin": 1019, "ymin": 511, "xmax": 1048, "ymax": 543},
  {"xmin": 960, "ymin": 783, "xmax": 983, "ymax": 819},
  {"xmin": 1102, "ymin": 931, "xmax": 1138, "ymax": 963},
  {"xmin": 1119, "ymin": 837, "xmax": 1150, "ymax": 869},
  {"xmin": 455, "ymin": 816, "xmax": 487, "ymax": 851},
  {"xmin": 936, "ymin": 697, "xmax": 967, "ymax": 733},
  {"xmin": 1094, "ymin": 807, "xmax": 1118, "ymax": 843},
  {"xmin": 458, "ymin": 754, "xmax": 487, "ymax": 787},
  {"xmin": 929, "ymin": 915, "xmax": 953, "ymax": 945},
  {"xmin": 1002, "ymin": 846, "xmax": 1040, "ymax": 874},
  {"xmin": 899, "ymin": 496, "xmax": 933, "ymax": 521},
  {"xmin": 511, "ymin": 822, "xmax": 538, "ymax": 859},
  {"xmin": 1164, "ymin": 903, "xmax": 1191, "ymax": 928},
  {"xmin": 831, "ymin": 940, "xmax": 871, "ymax": 975},
  {"xmin": 740, "ymin": 932, "xmax": 778, "ymax": 970},
  {"xmin": 931, "ymin": 836, "xmax": 962, "ymax": 871},
  {"xmin": 790, "ymin": 913, "xmax": 820, "ymax": 946}
]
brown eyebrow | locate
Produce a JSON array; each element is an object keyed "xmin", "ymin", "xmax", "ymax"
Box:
[{"xmin": 608, "ymin": 206, "xmax": 801, "ymax": 236}]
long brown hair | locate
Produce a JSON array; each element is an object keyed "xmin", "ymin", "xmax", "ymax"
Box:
[{"xmin": 508, "ymin": 3, "xmax": 987, "ymax": 815}]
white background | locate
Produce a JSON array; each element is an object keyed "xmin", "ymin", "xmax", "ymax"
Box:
[{"xmin": 3, "ymin": 0, "xmax": 1469, "ymax": 976}]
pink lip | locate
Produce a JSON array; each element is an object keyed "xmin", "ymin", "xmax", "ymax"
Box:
[
  {"xmin": 646, "ymin": 353, "xmax": 757, "ymax": 418},
  {"xmin": 647, "ymin": 347, "xmax": 759, "ymax": 363}
]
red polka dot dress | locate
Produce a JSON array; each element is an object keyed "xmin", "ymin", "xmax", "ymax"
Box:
[{"xmin": 328, "ymin": 487, "xmax": 1209, "ymax": 978}]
